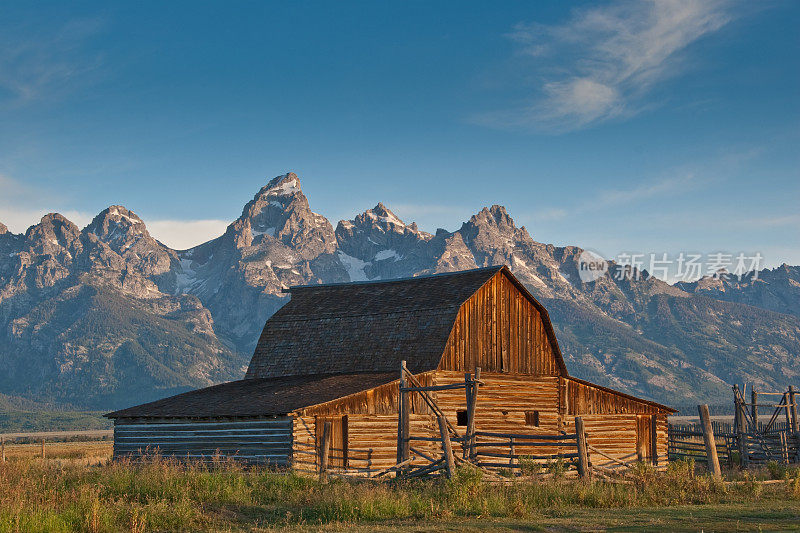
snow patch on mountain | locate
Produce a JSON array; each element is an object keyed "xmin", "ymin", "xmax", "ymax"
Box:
[
  {"xmin": 337, "ymin": 251, "xmax": 371, "ymax": 281},
  {"xmin": 267, "ymin": 178, "xmax": 300, "ymax": 197},
  {"xmin": 374, "ymin": 249, "xmax": 400, "ymax": 261}
]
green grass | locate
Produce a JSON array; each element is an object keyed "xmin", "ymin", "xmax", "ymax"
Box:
[{"xmin": 0, "ymin": 458, "xmax": 798, "ymax": 531}]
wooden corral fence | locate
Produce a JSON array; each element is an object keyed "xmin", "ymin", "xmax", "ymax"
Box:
[
  {"xmin": 668, "ymin": 385, "xmax": 800, "ymax": 473},
  {"xmin": 314, "ymin": 361, "xmax": 595, "ymax": 481}
]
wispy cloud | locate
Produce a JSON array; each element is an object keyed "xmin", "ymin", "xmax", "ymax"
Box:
[
  {"xmin": 477, "ymin": 0, "xmax": 737, "ymax": 132},
  {"xmin": 592, "ymin": 172, "xmax": 702, "ymax": 207},
  {"xmin": 0, "ymin": 17, "xmax": 105, "ymax": 106}
]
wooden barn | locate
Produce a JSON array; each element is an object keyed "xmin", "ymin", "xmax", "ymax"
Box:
[{"xmin": 106, "ymin": 266, "xmax": 675, "ymax": 474}]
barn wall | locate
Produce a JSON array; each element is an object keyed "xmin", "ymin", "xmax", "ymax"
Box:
[
  {"xmin": 562, "ymin": 377, "xmax": 664, "ymax": 415},
  {"xmin": 562, "ymin": 414, "xmax": 669, "ymax": 468},
  {"xmin": 113, "ymin": 417, "xmax": 292, "ymax": 465},
  {"xmin": 434, "ymin": 371, "xmax": 562, "ymax": 433},
  {"xmin": 292, "ymin": 371, "xmax": 671, "ymax": 471},
  {"xmin": 292, "ymin": 414, "xmax": 438, "ymax": 474},
  {"xmin": 438, "ymin": 272, "xmax": 560, "ymax": 375}
]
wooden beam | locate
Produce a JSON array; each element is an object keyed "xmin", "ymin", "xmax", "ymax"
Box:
[
  {"xmin": 734, "ymin": 386, "xmax": 749, "ymax": 467},
  {"xmin": 397, "ymin": 360, "xmax": 410, "ymax": 463},
  {"xmin": 650, "ymin": 414, "xmax": 658, "ymax": 466},
  {"xmin": 752, "ymin": 389, "xmax": 759, "ymax": 432},
  {"xmin": 575, "ymin": 416, "xmax": 590, "ymax": 480},
  {"xmin": 467, "ymin": 367, "xmax": 480, "ymax": 460},
  {"xmin": 790, "ymin": 386, "xmax": 799, "ymax": 435},
  {"xmin": 438, "ymin": 414, "xmax": 455, "ymax": 480},
  {"xmin": 698, "ymin": 404, "xmax": 721, "ymax": 480},
  {"xmin": 1, "ymin": 436, "xmax": 4, "ymax": 463},
  {"xmin": 319, "ymin": 421, "xmax": 331, "ymax": 481}
]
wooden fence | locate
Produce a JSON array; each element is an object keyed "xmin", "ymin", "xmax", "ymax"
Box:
[{"xmin": 668, "ymin": 385, "xmax": 800, "ymax": 470}]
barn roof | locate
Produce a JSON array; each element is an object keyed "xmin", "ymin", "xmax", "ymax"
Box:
[
  {"xmin": 245, "ymin": 266, "xmax": 511, "ymax": 379},
  {"xmin": 105, "ymin": 372, "xmax": 397, "ymax": 419}
]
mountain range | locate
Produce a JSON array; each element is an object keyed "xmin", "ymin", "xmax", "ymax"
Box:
[{"xmin": 1, "ymin": 172, "xmax": 798, "ymax": 411}]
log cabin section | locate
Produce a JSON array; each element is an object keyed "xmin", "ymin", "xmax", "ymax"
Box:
[{"xmin": 106, "ymin": 265, "xmax": 674, "ymax": 472}]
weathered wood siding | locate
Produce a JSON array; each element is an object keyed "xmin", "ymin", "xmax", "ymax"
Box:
[
  {"xmin": 292, "ymin": 414, "xmax": 437, "ymax": 474},
  {"xmin": 292, "ymin": 371, "xmax": 670, "ymax": 470},
  {"xmin": 561, "ymin": 377, "xmax": 664, "ymax": 415},
  {"xmin": 113, "ymin": 417, "xmax": 292, "ymax": 465},
  {"xmin": 434, "ymin": 371, "xmax": 561, "ymax": 432},
  {"xmin": 562, "ymin": 414, "xmax": 668, "ymax": 468},
  {"xmin": 438, "ymin": 272, "xmax": 560, "ymax": 375}
]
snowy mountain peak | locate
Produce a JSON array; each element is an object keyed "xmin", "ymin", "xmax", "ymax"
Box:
[
  {"xmin": 259, "ymin": 172, "xmax": 302, "ymax": 198},
  {"xmin": 231, "ymin": 172, "xmax": 336, "ymax": 259},
  {"xmin": 0, "ymin": 221, "xmax": 6, "ymax": 235},
  {"xmin": 364, "ymin": 202, "xmax": 406, "ymax": 228},
  {"xmin": 86, "ymin": 205, "xmax": 150, "ymax": 243}
]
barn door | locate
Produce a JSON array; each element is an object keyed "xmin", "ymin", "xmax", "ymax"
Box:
[
  {"xmin": 315, "ymin": 415, "xmax": 348, "ymax": 468},
  {"xmin": 636, "ymin": 415, "xmax": 658, "ymax": 464}
]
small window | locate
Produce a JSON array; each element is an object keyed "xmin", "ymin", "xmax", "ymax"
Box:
[
  {"xmin": 456, "ymin": 410, "xmax": 468, "ymax": 426},
  {"xmin": 525, "ymin": 410, "xmax": 540, "ymax": 427}
]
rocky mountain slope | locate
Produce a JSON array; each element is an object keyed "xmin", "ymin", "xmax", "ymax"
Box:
[{"xmin": 1, "ymin": 172, "xmax": 798, "ymax": 410}]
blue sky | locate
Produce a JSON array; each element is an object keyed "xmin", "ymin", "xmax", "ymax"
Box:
[{"xmin": 1, "ymin": 0, "xmax": 798, "ymax": 273}]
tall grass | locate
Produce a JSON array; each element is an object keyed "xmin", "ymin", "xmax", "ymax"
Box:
[{"xmin": 0, "ymin": 457, "xmax": 798, "ymax": 531}]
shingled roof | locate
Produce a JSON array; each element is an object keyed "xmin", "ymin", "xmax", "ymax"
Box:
[
  {"xmin": 245, "ymin": 266, "xmax": 505, "ymax": 379},
  {"xmin": 106, "ymin": 372, "xmax": 397, "ymax": 418}
]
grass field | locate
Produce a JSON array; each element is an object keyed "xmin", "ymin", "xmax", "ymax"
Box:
[{"xmin": 1, "ymin": 442, "xmax": 799, "ymax": 532}]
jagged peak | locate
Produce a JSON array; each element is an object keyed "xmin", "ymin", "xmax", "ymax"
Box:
[
  {"xmin": 467, "ymin": 205, "xmax": 516, "ymax": 230},
  {"xmin": 257, "ymin": 172, "xmax": 302, "ymax": 199},
  {"xmin": 39, "ymin": 212, "xmax": 77, "ymax": 226},
  {"xmin": 95, "ymin": 205, "xmax": 145, "ymax": 223},
  {"xmin": 0, "ymin": 221, "xmax": 7, "ymax": 234},
  {"xmin": 85, "ymin": 205, "xmax": 151, "ymax": 244},
  {"xmin": 365, "ymin": 202, "xmax": 405, "ymax": 227},
  {"xmin": 26, "ymin": 213, "xmax": 80, "ymax": 236}
]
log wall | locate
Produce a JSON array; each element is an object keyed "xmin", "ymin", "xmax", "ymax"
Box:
[
  {"xmin": 293, "ymin": 414, "xmax": 438, "ymax": 474},
  {"xmin": 113, "ymin": 417, "xmax": 292, "ymax": 466},
  {"xmin": 291, "ymin": 371, "xmax": 671, "ymax": 470}
]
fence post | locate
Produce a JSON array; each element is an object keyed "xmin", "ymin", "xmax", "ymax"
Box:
[
  {"xmin": 790, "ymin": 386, "xmax": 800, "ymax": 462},
  {"xmin": 735, "ymin": 390, "xmax": 749, "ymax": 467},
  {"xmin": 1, "ymin": 436, "xmax": 4, "ymax": 462},
  {"xmin": 509, "ymin": 437, "xmax": 515, "ymax": 469},
  {"xmin": 466, "ymin": 367, "xmax": 480, "ymax": 460},
  {"xmin": 780, "ymin": 431, "xmax": 789, "ymax": 465},
  {"xmin": 41, "ymin": 438, "xmax": 46, "ymax": 460},
  {"xmin": 575, "ymin": 416, "xmax": 590, "ymax": 480},
  {"xmin": 397, "ymin": 360, "xmax": 410, "ymax": 463},
  {"xmin": 698, "ymin": 404, "xmax": 722, "ymax": 480},
  {"xmin": 437, "ymin": 414, "xmax": 455, "ymax": 479},
  {"xmin": 752, "ymin": 389, "xmax": 759, "ymax": 433},
  {"xmin": 319, "ymin": 421, "xmax": 331, "ymax": 481}
]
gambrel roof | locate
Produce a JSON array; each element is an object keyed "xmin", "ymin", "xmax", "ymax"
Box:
[
  {"xmin": 107, "ymin": 266, "xmax": 674, "ymax": 419},
  {"xmin": 245, "ymin": 265, "xmax": 567, "ymax": 379}
]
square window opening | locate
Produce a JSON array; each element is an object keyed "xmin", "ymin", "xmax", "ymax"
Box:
[
  {"xmin": 456, "ymin": 410, "xmax": 468, "ymax": 426},
  {"xmin": 525, "ymin": 410, "xmax": 540, "ymax": 427}
]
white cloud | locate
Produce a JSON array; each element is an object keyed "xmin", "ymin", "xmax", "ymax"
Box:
[
  {"xmin": 479, "ymin": 0, "xmax": 736, "ymax": 132},
  {"xmin": 145, "ymin": 219, "xmax": 229, "ymax": 250},
  {"xmin": 0, "ymin": 207, "xmax": 92, "ymax": 233},
  {"xmin": 0, "ymin": 172, "xmax": 229, "ymax": 248}
]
